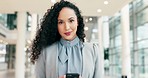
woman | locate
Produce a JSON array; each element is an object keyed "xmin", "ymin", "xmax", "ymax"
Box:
[{"xmin": 30, "ymin": 0, "xmax": 103, "ymax": 78}]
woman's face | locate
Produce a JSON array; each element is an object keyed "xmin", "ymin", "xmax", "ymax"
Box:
[{"xmin": 58, "ymin": 7, "xmax": 78, "ymax": 41}]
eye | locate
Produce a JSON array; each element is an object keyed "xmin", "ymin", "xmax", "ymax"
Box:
[
  {"xmin": 69, "ymin": 19, "xmax": 74, "ymax": 23},
  {"xmin": 58, "ymin": 21, "xmax": 63, "ymax": 24}
]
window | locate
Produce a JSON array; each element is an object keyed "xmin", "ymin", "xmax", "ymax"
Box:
[
  {"xmin": 136, "ymin": 12, "xmax": 144, "ymax": 26},
  {"xmin": 136, "ymin": 0, "xmax": 143, "ymax": 9},
  {"xmin": 138, "ymin": 39, "xmax": 148, "ymax": 49},
  {"xmin": 115, "ymin": 35, "xmax": 121, "ymax": 47},
  {"xmin": 137, "ymin": 23, "xmax": 148, "ymax": 40},
  {"xmin": 0, "ymin": 44, "xmax": 6, "ymax": 63}
]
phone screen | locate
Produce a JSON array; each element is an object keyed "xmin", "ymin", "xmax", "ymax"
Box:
[{"xmin": 66, "ymin": 73, "xmax": 79, "ymax": 78}]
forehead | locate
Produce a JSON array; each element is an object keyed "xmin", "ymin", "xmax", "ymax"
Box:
[{"xmin": 58, "ymin": 7, "xmax": 77, "ymax": 19}]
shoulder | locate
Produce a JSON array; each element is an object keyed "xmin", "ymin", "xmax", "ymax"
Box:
[
  {"xmin": 83, "ymin": 42, "xmax": 99, "ymax": 51},
  {"xmin": 40, "ymin": 42, "xmax": 58, "ymax": 59},
  {"xmin": 44, "ymin": 42, "xmax": 58, "ymax": 51},
  {"xmin": 83, "ymin": 42, "xmax": 99, "ymax": 57}
]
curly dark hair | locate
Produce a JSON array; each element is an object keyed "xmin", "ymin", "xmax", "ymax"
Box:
[{"xmin": 30, "ymin": 0, "xmax": 86, "ymax": 64}]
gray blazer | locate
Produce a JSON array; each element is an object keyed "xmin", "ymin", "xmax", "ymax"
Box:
[{"xmin": 35, "ymin": 42, "xmax": 103, "ymax": 78}]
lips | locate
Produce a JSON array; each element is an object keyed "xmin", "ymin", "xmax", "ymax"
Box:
[{"xmin": 64, "ymin": 32, "xmax": 71, "ymax": 36}]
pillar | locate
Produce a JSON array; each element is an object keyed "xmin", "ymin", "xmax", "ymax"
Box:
[
  {"xmin": 97, "ymin": 16, "xmax": 104, "ymax": 78},
  {"xmin": 15, "ymin": 12, "xmax": 27, "ymax": 78},
  {"xmin": 30, "ymin": 14, "xmax": 37, "ymax": 40},
  {"xmin": 121, "ymin": 4, "xmax": 131, "ymax": 78}
]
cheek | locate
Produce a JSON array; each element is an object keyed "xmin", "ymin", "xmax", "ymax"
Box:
[
  {"xmin": 73, "ymin": 26, "xmax": 77, "ymax": 31},
  {"xmin": 72, "ymin": 22, "xmax": 78, "ymax": 30},
  {"xmin": 58, "ymin": 26, "xmax": 63, "ymax": 35}
]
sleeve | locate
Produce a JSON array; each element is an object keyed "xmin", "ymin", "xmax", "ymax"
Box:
[
  {"xmin": 35, "ymin": 49, "xmax": 46, "ymax": 78},
  {"xmin": 92, "ymin": 44, "xmax": 103, "ymax": 78}
]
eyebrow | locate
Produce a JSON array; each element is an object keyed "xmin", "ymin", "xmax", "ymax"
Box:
[
  {"xmin": 58, "ymin": 16, "xmax": 75, "ymax": 21},
  {"xmin": 69, "ymin": 17, "xmax": 75, "ymax": 20}
]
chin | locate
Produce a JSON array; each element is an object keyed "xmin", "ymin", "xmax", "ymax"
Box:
[
  {"xmin": 64, "ymin": 36, "xmax": 75, "ymax": 41},
  {"xmin": 64, "ymin": 38, "xmax": 73, "ymax": 41}
]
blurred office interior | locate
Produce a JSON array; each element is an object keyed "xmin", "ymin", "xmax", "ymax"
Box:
[{"xmin": 0, "ymin": 0, "xmax": 148, "ymax": 78}]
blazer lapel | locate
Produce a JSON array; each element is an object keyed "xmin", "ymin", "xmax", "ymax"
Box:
[
  {"xmin": 81, "ymin": 43, "xmax": 88, "ymax": 78},
  {"xmin": 47, "ymin": 42, "xmax": 59, "ymax": 78}
]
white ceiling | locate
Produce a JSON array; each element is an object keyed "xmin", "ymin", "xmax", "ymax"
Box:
[{"xmin": 0, "ymin": 0, "xmax": 133, "ymax": 16}]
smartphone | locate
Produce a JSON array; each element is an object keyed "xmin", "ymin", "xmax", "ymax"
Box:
[{"xmin": 66, "ymin": 73, "xmax": 79, "ymax": 78}]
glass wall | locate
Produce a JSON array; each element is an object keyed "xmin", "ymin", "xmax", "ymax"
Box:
[
  {"xmin": 108, "ymin": 0, "xmax": 148, "ymax": 78},
  {"xmin": 0, "ymin": 13, "xmax": 32, "ymax": 31},
  {"xmin": 0, "ymin": 44, "xmax": 6, "ymax": 63},
  {"xmin": 0, "ymin": 12, "xmax": 34, "ymax": 71},
  {"xmin": 108, "ymin": 13, "xmax": 122, "ymax": 78},
  {"xmin": 0, "ymin": 43, "xmax": 7, "ymax": 70},
  {"xmin": 0, "ymin": 14, "xmax": 7, "ymax": 27}
]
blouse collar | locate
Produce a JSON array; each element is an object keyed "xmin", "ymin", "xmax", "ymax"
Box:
[
  {"xmin": 58, "ymin": 36, "xmax": 80, "ymax": 64},
  {"xmin": 59, "ymin": 36, "xmax": 79, "ymax": 47}
]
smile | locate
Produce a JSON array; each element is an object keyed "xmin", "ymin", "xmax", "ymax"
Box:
[{"xmin": 64, "ymin": 32, "xmax": 71, "ymax": 36}]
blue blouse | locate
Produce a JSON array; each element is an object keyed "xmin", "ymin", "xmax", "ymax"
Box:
[{"xmin": 58, "ymin": 36, "xmax": 83, "ymax": 77}]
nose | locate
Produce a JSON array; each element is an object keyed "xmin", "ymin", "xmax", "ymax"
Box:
[{"xmin": 65, "ymin": 22, "xmax": 70, "ymax": 30}]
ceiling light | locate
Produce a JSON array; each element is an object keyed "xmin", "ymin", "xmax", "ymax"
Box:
[
  {"xmin": 84, "ymin": 27, "xmax": 89, "ymax": 31},
  {"xmin": 89, "ymin": 18, "xmax": 92, "ymax": 21},
  {"xmin": 85, "ymin": 19, "xmax": 88, "ymax": 22},
  {"xmin": 97, "ymin": 9, "xmax": 102, "ymax": 13},
  {"xmin": 104, "ymin": 1, "xmax": 109, "ymax": 5}
]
